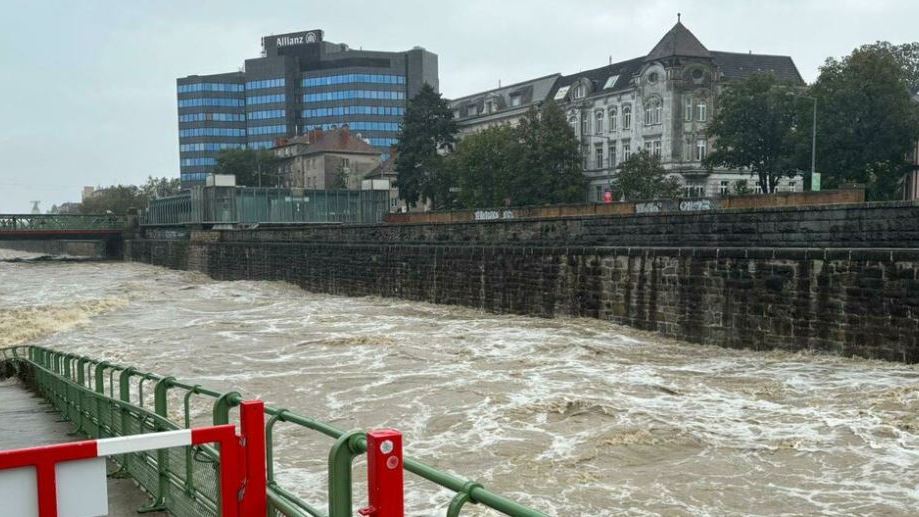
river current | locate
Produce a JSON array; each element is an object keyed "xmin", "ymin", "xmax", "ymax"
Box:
[{"xmin": 1, "ymin": 249, "xmax": 917, "ymax": 516}]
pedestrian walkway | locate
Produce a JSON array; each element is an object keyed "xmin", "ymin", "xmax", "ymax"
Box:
[{"xmin": 0, "ymin": 379, "xmax": 165, "ymax": 517}]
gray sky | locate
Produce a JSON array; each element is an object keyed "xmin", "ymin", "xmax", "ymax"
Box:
[{"xmin": 1, "ymin": 0, "xmax": 916, "ymax": 212}]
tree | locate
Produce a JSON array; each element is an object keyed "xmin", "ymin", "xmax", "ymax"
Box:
[
  {"xmin": 450, "ymin": 125, "xmax": 520, "ymax": 208},
  {"xmin": 858, "ymin": 41, "xmax": 919, "ymax": 89},
  {"xmin": 140, "ymin": 176, "xmax": 181, "ymax": 199},
  {"xmin": 705, "ymin": 73, "xmax": 803, "ymax": 193},
  {"xmin": 213, "ymin": 148, "xmax": 281, "ymax": 187},
  {"xmin": 611, "ymin": 150, "xmax": 681, "ymax": 201},
  {"xmin": 330, "ymin": 161, "xmax": 350, "ymax": 190},
  {"xmin": 395, "ymin": 83, "xmax": 457, "ymax": 209},
  {"xmin": 810, "ymin": 45, "xmax": 919, "ymax": 199},
  {"xmin": 79, "ymin": 185, "xmax": 146, "ymax": 214},
  {"xmin": 510, "ymin": 101, "xmax": 586, "ymax": 205}
]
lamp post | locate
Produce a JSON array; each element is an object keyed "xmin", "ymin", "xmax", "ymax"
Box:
[{"xmin": 789, "ymin": 93, "xmax": 818, "ymax": 191}]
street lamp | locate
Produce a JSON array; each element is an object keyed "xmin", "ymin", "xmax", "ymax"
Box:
[{"xmin": 789, "ymin": 93, "xmax": 819, "ymax": 191}]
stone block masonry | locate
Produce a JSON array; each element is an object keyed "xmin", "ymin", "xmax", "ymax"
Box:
[{"xmin": 127, "ymin": 202, "xmax": 919, "ymax": 363}]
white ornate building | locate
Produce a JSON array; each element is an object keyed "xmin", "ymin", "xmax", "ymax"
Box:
[{"xmin": 450, "ymin": 20, "xmax": 806, "ymax": 202}]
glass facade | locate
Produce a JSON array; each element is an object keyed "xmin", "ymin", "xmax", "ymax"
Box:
[
  {"xmin": 306, "ymin": 122, "xmax": 399, "ymax": 132},
  {"xmin": 302, "ymin": 90, "xmax": 404, "ymax": 103},
  {"xmin": 177, "ymin": 83, "xmax": 244, "ymax": 93},
  {"xmin": 180, "ymin": 157, "xmax": 218, "ymax": 166},
  {"xmin": 248, "ymin": 110, "xmax": 286, "ymax": 120},
  {"xmin": 248, "ymin": 125, "xmax": 287, "ymax": 136},
  {"xmin": 247, "ymin": 94, "xmax": 286, "ymax": 105},
  {"xmin": 178, "ymin": 98, "xmax": 245, "ymax": 108},
  {"xmin": 180, "ymin": 143, "xmax": 245, "ymax": 152},
  {"xmin": 179, "ymin": 113, "xmax": 246, "ymax": 122},
  {"xmin": 302, "ymin": 74, "xmax": 405, "ymax": 87},
  {"xmin": 247, "ymin": 140, "xmax": 276, "ymax": 150},
  {"xmin": 245, "ymin": 78, "xmax": 285, "ymax": 90},
  {"xmin": 179, "ymin": 127, "xmax": 246, "ymax": 138},
  {"xmin": 302, "ymin": 106, "xmax": 404, "ymax": 118}
]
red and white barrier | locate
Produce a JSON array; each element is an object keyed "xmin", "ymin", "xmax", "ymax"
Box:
[
  {"xmin": 0, "ymin": 400, "xmax": 266, "ymax": 517},
  {"xmin": 359, "ymin": 429, "xmax": 404, "ymax": 517}
]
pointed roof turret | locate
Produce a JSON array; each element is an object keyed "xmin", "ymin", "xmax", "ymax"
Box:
[{"xmin": 645, "ymin": 19, "xmax": 711, "ymax": 62}]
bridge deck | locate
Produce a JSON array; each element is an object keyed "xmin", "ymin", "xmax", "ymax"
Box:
[{"xmin": 0, "ymin": 380, "xmax": 165, "ymax": 516}]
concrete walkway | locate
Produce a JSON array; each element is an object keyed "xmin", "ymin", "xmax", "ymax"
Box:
[{"xmin": 0, "ymin": 379, "xmax": 165, "ymax": 517}]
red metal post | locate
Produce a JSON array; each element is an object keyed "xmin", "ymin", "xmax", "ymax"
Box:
[
  {"xmin": 240, "ymin": 400, "xmax": 267, "ymax": 516},
  {"xmin": 192, "ymin": 425, "xmax": 242, "ymax": 517},
  {"xmin": 359, "ymin": 428, "xmax": 404, "ymax": 517}
]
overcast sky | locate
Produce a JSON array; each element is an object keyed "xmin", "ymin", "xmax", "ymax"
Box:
[{"xmin": 1, "ymin": 0, "xmax": 916, "ymax": 212}]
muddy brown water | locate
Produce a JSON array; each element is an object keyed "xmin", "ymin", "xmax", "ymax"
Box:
[{"xmin": 1, "ymin": 249, "xmax": 917, "ymax": 516}]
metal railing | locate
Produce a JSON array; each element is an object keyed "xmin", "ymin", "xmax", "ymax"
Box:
[
  {"xmin": 0, "ymin": 346, "xmax": 547, "ymax": 517},
  {"xmin": 142, "ymin": 187, "xmax": 389, "ymax": 226},
  {"xmin": 0, "ymin": 214, "xmax": 126, "ymax": 232}
]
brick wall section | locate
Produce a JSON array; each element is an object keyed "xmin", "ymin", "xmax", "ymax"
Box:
[{"xmin": 127, "ymin": 202, "xmax": 919, "ymax": 362}]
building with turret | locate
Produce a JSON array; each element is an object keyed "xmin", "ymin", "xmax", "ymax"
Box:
[{"xmin": 450, "ymin": 20, "xmax": 805, "ymax": 202}]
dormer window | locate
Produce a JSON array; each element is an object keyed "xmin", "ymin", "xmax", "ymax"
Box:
[
  {"xmin": 510, "ymin": 94, "xmax": 522, "ymax": 107},
  {"xmin": 648, "ymin": 72, "xmax": 659, "ymax": 84},
  {"xmin": 467, "ymin": 104, "xmax": 478, "ymax": 116},
  {"xmin": 485, "ymin": 101, "xmax": 495, "ymax": 114},
  {"xmin": 573, "ymin": 83, "xmax": 586, "ymax": 99}
]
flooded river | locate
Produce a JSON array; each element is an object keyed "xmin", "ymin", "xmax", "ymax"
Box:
[{"xmin": 1, "ymin": 249, "xmax": 918, "ymax": 516}]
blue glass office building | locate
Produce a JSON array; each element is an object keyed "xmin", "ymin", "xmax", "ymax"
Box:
[{"xmin": 176, "ymin": 30, "xmax": 438, "ymax": 186}]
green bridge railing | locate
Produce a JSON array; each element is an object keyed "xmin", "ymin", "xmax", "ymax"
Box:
[
  {"xmin": 0, "ymin": 214, "xmax": 127, "ymax": 232},
  {"xmin": 0, "ymin": 346, "xmax": 547, "ymax": 517}
]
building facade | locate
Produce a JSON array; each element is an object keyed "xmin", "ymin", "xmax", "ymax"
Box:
[
  {"xmin": 450, "ymin": 21, "xmax": 805, "ymax": 202},
  {"xmin": 273, "ymin": 128, "xmax": 382, "ymax": 190},
  {"xmin": 177, "ymin": 30, "xmax": 438, "ymax": 187},
  {"xmin": 448, "ymin": 74, "xmax": 561, "ymax": 137}
]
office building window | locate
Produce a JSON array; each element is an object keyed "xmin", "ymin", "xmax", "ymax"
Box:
[
  {"xmin": 247, "ymin": 94, "xmax": 286, "ymax": 105},
  {"xmin": 178, "ymin": 127, "xmax": 246, "ymax": 138},
  {"xmin": 595, "ymin": 111, "xmax": 604, "ymax": 134},
  {"xmin": 696, "ymin": 139, "xmax": 707, "ymax": 161},
  {"xmin": 368, "ymin": 137, "xmax": 399, "ymax": 147},
  {"xmin": 181, "ymin": 172, "xmax": 209, "ymax": 182},
  {"xmin": 622, "ymin": 106, "xmax": 631, "ymax": 130},
  {"xmin": 177, "ymin": 83, "xmax": 243, "ymax": 93},
  {"xmin": 248, "ymin": 110, "xmax": 286, "ymax": 120},
  {"xmin": 248, "ymin": 124, "xmax": 287, "ymax": 136},
  {"xmin": 302, "ymin": 90, "xmax": 405, "ymax": 103},
  {"xmin": 248, "ymin": 140, "xmax": 276, "ymax": 150},
  {"xmin": 179, "ymin": 112, "xmax": 246, "ymax": 122},
  {"xmin": 180, "ymin": 157, "xmax": 217, "ymax": 166},
  {"xmin": 305, "ymin": 121, "xmax": 400, "ymax": 132},
  {"xmin": 595, "ymin": 145, "xmax": 604, "ymax": 169},
  {"xmin": 180, "ymin": 142, "xmax": 244, "ymax": 152},
  {"xmin": 245, "ymin": 78, "xmax": 285, "ymax": 90},
  {"xmin": 302, "ymin": 106, "xmax": 405, "ymax": 118},
  {"xmin": 178, "ymin": 98, "xmax": 245, "ymax": 108},
  {"xmin": 302, "ymin": 74, "xmax": 406, "ymax": 87}
]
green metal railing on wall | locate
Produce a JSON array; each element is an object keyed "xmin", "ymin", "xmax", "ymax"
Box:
[
  {"xmin": 0, "ymin": 214, "xmax": 126, "ymax": 232},
  {"xmin": 143, "ymin": 187, "xmax": 389, "ymax": 227},
  {"xmin": 0, "ymin": 346, "xmax": 547, "ymax": 517}
]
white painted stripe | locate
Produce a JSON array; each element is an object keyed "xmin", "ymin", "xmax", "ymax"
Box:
[{"xmin": 96, "ymin": 429, "xmax": 192, "ymax": 457}]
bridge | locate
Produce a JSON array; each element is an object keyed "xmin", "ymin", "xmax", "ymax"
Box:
[{"xmin": 0, "ymin": 214, "xmax": 129, "ymax": 258}]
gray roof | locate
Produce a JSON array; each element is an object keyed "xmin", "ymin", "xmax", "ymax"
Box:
[
  {"xmin": 711, "ymin": 51, "xmax": 804, "ymax": 84},
  {"xmin": 645, "ymin": 21, "xmax": 711, "ymax": 62},
  {"xmin": 449, "ymin": 74, "xmax": 560, "ymax": 119},
  {"xmin": 549, "ymin": 57, "xmax": 644, "ymax": 99}
]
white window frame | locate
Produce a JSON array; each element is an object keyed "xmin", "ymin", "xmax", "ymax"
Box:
[
  {"xmin": 595, "ymin": 111, "xmax": 604, "ymax": 134},
  {"xmin": 622, "ymin": 106, "xmax": 631, "ymax": 130},
  {"xmin": 608, "ymin": 107, "xmax": 618, "ymax": 131},
  {"xmin": 695, "ymin": 139, "xmax": 707, "ymax": 161},
  {"xmin": 697, "ymin": 101, "xmax": 707, "ymax": 122}
]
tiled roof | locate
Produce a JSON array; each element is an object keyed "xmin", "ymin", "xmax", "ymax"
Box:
[
  {"xmin": 645, "ymin": 21, "xmax": 711, "ymax": 61},
  {"xmin": 280, "ymin": 127, "xmax": 380, "ymax": 155},
  {"xmin": 711, "ymin": 51, "xmax": 805, "ymax": 85},
  {"xmin": 548, "ymin": 57, "xmax": 644, "ymax": 99}
]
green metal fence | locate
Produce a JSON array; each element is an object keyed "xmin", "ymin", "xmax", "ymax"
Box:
[
  {"xmin": 0, "ymin": 345, "xmax": 547, "ymax": 517},
  {"xmin": 0, "ymin": 214, "xmax": 126, "ymax": 231},
  {"xmin": 143, "ymin": 187, "xmax": 389, "ymax": 226}
]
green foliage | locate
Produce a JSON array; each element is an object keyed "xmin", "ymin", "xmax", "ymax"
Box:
[
  {"xmin": 330, "ymin": 161, "xmax": 350, "ymax": 190},
  {"xmin": 395, "ymin": 83, "xmax": 457, "ymax": 208},
  {"xmin": 705, "ymin": 73, "xmax": 803, "ymax": 193},
  {"xmin": 451, "ymin": 125, "xmax": 520, "ymax": 208},
  {"xmin": 78, "ymin": 176, "xmax": 183, "ymax": 214},
  {"xmin": 213, "ymin": 148, "xmax": 281, "ymax": 187},
  {"xmin": 857, "ymin": 41, "xmax": 919, "ymax": 89},
  {"xmin": 810, "ymin": 45, "xmax": 919, "ymax": 199},
  {"xmin": 448, "ymin": 101, "xmax": 585, "ymax": 208},
  {"xmin": 732, "ymin": 179, "xmax": 753, "ymax": 196},
  {"xmin": 611, "ymin": 150, "xmax": 681, "ymax": 201}
]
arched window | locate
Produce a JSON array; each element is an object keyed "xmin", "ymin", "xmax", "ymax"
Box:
[
  {"xmin": 608, "ymin": 107, "xmax": 618, "ymax": 131},
  {"xmin": 595, "ymin": 110, "xmax": 604, "ymax": 134},
  {"xmin": 622, "ymin": 105, "xmax": 631, "ymax": 130}
]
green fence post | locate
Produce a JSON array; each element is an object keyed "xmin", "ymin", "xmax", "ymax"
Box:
[
  {"xmin": 94, "ymin": 362, "xmax": 109, "ymax": 394},
  {"xmin": 76, "ymin": 357, "xmax": 89, "ymax": 385},
  {"xmin": 111, "ymin": 367, "xmax": 138, "ymax": 478},
  {"xmin": 327, "ymin": 429, "xmax": 365, "ymax": 517},
  {"xmin": 212, "ymin": 391, "xmax": 241, "ymax": 425},
  {"xmin": 139, "ymin": 376, "xmax": 176, "ymax": 514}
]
